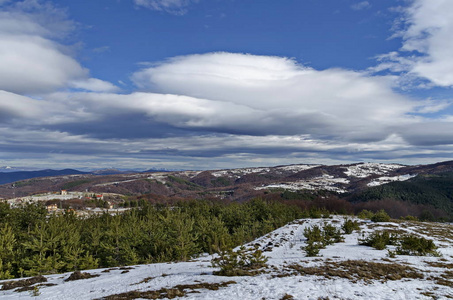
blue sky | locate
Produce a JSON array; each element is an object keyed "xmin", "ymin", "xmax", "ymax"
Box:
[
  {"xmin": 0, "ymin": 0, "xmax": 453, "ymax": 170},
  {"xmin": 66, "ymin": 0, "xmax": 400, "ymax": 88}
]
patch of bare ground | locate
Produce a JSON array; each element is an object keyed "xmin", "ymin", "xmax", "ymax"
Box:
[
  {"xmin": 422, "ymin": 291, "xmax": 453, "ymax": 299},
  {"xmin": 425, "ymin": 261, "xmax": 453, "ymax": 269},
  {"xmin": 64, "ymin": 271, "xmax": 100, "ymax": 282},
  {"xmin": 366, "ymin": 221, "xmax": 453, "ymax": 245},
  {"xmin": 281, "ymin": 260, "xmax": 423, "ymax": 283},
  {"xmin": 434, "ymin": 270, "xmax": 453, "ymax": 288},
  {"xmin": 132, "ymin": 277, "xmax": 155, "ymax": 285},
  {"xmin": 213, "ymin": 268, "xmax": 267, "ymax": 277},
  {"xmin": 280, "ymin": 294, "xmax": 295, "ymax": 300},
  {"xmin": 0, "ymin": 275, "xmax": 47, "ymax": 291},
  {"xmin": 96, "ymin": 281, "xmax": 236, "ymax": 300},
  {"xmin": 363, "ymin": 224, "xmax": 407, "ymax": 236},
  {"xmin": 406, "ymin": 222, "xmax": 453, "ymax": 243},
  {"xmin": 102, "ymin": 268, "xmax": 119, "ymax": 273},
  {"xmin": 14, "ymin": 283, "xmax": 57, "ymax": 293},
  {"xmin": 365, "ymin": 223, "xmax": 400, "ymax": 230}
]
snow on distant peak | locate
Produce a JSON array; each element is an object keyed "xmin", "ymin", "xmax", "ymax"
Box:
[
  {"xmin": 211, "ymin": 164, "xmax": 319, "ymax": 178},
  {"xmin": 344, "ymin": 163, "xmax": 404, "ymax": 178},
  {"xmin": 211, "ymin": 167, "xmax": 271, "ymax": 178},
  {"xmin": 367, "ymin": 174, "xmax": 417, "ymax": 187},
  {"xmin": 274, "ymin": 164, "xmax": 321, "ymax": 172},
  {"xmin": 255, "ymin": 174, "xmax": 350, "ymax": 193}
]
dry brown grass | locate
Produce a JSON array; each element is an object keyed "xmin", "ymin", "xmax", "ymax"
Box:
[
  {"xmin": 0, "ymin": 275, "xmax": 47, "ymax": 291},
  {"xmin": 213, "ymin": 268, "xmax": 267, "ymax": 277},
  {"xmin": 14, "ymin": 283, "xmax": 57, "ymax": 293},
  {"xmin": 407, "ymin": 222, "xmax": 453, "ymax": 243},
  {"xmin": 366, "ymin": 223, "xmax": 399, "ymax": 229},
  {"xmin": 280, "ymin": 294, "xmax": 295, "ymax": 300},
  {"xmin": 132, "ymin": 277, "xmax": 155, "ymax": 285},
  {"xmin": 102, "ymin": 268, "xmax": 119, "ymax": 273},
  {"xmin": 64, "ymin": 271, "xmax": 100, "ymax": 282},
  {"xmin": 97, "ymin": 281, "xmax": 237, "ymax": 300},
  {"xmin": 284, "ymin": 260, "xmax": 423, "ymax": 283},
  {"xmin": 425, "ymin": 261, "xmax": 453, "ymax": 269}
]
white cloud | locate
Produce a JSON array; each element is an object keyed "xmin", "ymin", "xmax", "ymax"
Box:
[
  {"xmin": 375, "ymin": 0, "xmax": 453, "ymax": 87},
  {"xmin": 3, "ymin": 51, "xmax": 453, "ymax": 168},
  {"xmin": 351, "ymin": 1, "xmax": 371, "ymax": 11},
  {"xmin": 0, "ymin": 33, "xmax": 87, "ymax": 94},
  {"xmin": 133, "ymin": 0, "xmax": 198, "ymax": 14},
  {"xmin": 0, "ymin": 90, "xmax": 46, "ymax": 120},
  {"xmin": 131, "ymin": 52, "xmax": 419, "ymax": 140},
  {"xmin": 0, "ymin": 2, "xmax": 117, "ymax": 94},
  {"xmin": 69, "ymin": 78, "xmax": 120, "ymax": 93}
]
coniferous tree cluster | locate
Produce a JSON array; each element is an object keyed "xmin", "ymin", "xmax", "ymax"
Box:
[{"xmin": 0, "ymin": 198, "xmax": 302, "ymax": 279}]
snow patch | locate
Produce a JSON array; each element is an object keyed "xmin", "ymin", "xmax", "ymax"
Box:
[
  {"xmin": 367, "ymin": 174, "xmax": 417, "ymax": 187},
  {"xmin": 211, "ymin": 164, "xmax": 319, "ymax": 178},
  {"xmin": 211, "ymin": 167, "xmax": 271, "ymax": 178},
  {"xmin": 255, "ymin": 175, "xmax": 350, "ymax": 193},
  {"xmin": 274, "ymin": 164, "xmax": 321, "ymax": 172},
  {"xmin": 344, "ymin": 163, "xmax": 404, "ymax": 178}
]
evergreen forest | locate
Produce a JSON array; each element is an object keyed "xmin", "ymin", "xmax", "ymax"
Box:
[{"xmin": 0, "ymin": 199, "xmax": 308, "ymax": 279}]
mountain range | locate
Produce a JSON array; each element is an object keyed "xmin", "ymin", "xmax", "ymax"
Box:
[{"xmin": 2, "ymin": 161, "xmax": 453, "ymax": 218}]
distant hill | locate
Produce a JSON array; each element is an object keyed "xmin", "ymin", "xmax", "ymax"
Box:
[
  {"xmin": 1, "ymin": 161, "xmax": 453, "ymax": 219},
  {"xmin": 0, "ymin": 169, "xmax": 87, "ymax": 185}
]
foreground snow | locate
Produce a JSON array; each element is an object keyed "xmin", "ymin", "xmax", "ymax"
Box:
[{"xmin": 1, "ymin": 216, "xmax": 452, "ymax": 299}]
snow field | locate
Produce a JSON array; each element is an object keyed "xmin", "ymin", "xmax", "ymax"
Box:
[{"xmin": 1, "ymin": 216, "xmax": 452, "ymax": 300}]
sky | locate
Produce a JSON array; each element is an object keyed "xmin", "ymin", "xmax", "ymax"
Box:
[{"xmin": 0, "ymin": 0, "xmax": 453, "ymax": 171}]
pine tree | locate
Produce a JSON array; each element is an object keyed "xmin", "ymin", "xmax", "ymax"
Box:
[{"xmin": 0, "ymin": 224, "xmax": 16, "ymax": 279}]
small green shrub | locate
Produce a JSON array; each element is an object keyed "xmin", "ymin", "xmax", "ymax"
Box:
[
  {"xmin": 211, "ymin": 245, "xmax": 268, "ymax": 276},
  {"xmin": 308, "ymin": 208, "xmax": 323, "ymax": 219},
  {"xmin": 302, "ymin": 242, "xmax": 322, "ymax": 257},
  {"xmin": 395, "ymin": 235, "xmax": 439, "ymax": 256},
  {"xmin": 359, "ymin": 231, "xmax": 398, "ymax": 250},
  {"xmin": 371, "ymin": 210, "xmax": 391, "ymax": 222},
  {"xmin": 303, "ymin": 225, "xmax": 323, "ymax": 243},
  {"xmin": 302, "ymin": 225, "xmax": 324, "ymax": 257},
  {"xmin": 400, "ymin": 215, "xmax": 419, "ymax": 221},
  {"xmin": 31, "ymin": 286, "xmax": 40, "ymax": 297},
  {"xmin": 357, "ymin": 209, "xmax": 374, "ymax": 220},
  {"xmin": 302, "ymin": 224, "xmax": 344, "ymax": 256},
  {"xmin": 342, "ymin": 219, "xmax": 360, "ymax": 234},
  {"xmin": 387, "ymin": 250, "xmax": 396, "ymax": 258},
  {"xmin": 322, "ymin": 224, "xmax": 344, "ymax": 244},
  {"xmin": 361, "ymin": 232, "xmax": 440, "ymax": 257}
]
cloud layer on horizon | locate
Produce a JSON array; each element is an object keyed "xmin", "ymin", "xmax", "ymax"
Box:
[{"xmin": 1, "ymin": 0, "xmax": 453, "ymax": 170}]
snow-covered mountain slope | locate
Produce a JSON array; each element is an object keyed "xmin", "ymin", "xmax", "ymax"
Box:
[
  {"xmin": 367, "ymin": 174, "xmax": 418, "ymax": 187},
  {"xmin": 1, "ymin": 217, "xmax": 452, "ymax": 300},
  {"xmin": 343, "ymin": 163, "xmax": 404, "ymax": 178},
  {"xmin": 6, "ymin": 160, "xmax": 453, "ymax": 202},
  {"xmin": 255, "ymin": 174, "xmax": 350, "ymax": 193}
]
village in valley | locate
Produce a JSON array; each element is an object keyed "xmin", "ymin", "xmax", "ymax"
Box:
[{"xmin": 4, "ymin": 189, "xmax": 129, "ymax": 216}]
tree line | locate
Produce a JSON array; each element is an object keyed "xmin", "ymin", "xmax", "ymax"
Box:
[{"xmin": 0, "ymin": 198, "xmax": 309, "ymax": 279}]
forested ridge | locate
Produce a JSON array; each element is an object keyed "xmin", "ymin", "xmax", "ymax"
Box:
[
  {"xmin": 0, "ymin": 199, "xmax": 307, "ymax": 279},
  {"xmin": 348, "ymin": 172, "xmax": 453, "ymax": 216}
]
